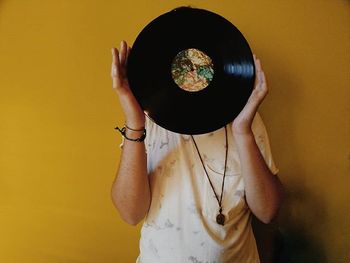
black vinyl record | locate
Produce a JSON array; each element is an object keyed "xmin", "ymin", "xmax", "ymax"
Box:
[{"xmin": 127, "ymin": 7, "xmax": 255, "ymax": 135}]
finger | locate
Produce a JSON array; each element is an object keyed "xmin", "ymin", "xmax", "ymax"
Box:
[
  {"xmin": 253, "ymin": 54, "xmax": 257, "ymax": 65},
  {"xmin": 126, "ymin": 46, "xmax": 131, "ymax": 67},
  {"xmin": 257, "ymin": 71, "xmax": 266, "ymax": 87},
  {"xmin": 255, "ymin": 73, "xmax": 268, "ymax": 99},
  {"xmin": 111, "ymin": 48, "xmax": 122, "ymax": 88},
  {"xmin": 126, "ymin": 45, "xmax": 131, "ymax": 59},
  {"xmin": 111, "ymin": 47, "xmax": 116, "ymax": 64},
  {"xmin": 254, "ymin": 68, "xmax": 266, "ymax": 91},
  {"xmin": 119, "ymin": 40, "xmax": 127, "ymax": 66},
  {"xmin": 261, "ymin": 71, "xmax": 268, "ymax": 88},
  {"xmin": 255, "ymin": 58, "xmax": 262, "ymax": 72},
  {"xmin": 118, "ymin": 41, "xmax": 123, "ymax": 61},
  {"xmin": 111, "ymin": 47, "xmax": 119, "ymax": 75},
  {"xmin": 256, "ymin": 70, "xmax": 262, "ymax": 85}
]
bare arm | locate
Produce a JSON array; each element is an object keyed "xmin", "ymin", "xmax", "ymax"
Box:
[
  {"xmin": 232, "ymin": 55, "xmax": 284, "ymax": 224},
  {"xmin": 110, "ymin": 40, "xmax": 151, "ymax": 225},
  {"xmin": 111, "ymin": 133, "xmax": 150, "ymax": 225},
  {"xmin": 234, "ymin": 132, "xmax": 284, "ymax": 224}
]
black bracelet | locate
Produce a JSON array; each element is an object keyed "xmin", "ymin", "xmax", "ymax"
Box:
[
  {"xmin": 125, "ymin": 124, "xmax": 145, "ymax": 131},
  {"xmin": 114, "ymin": 126, "xmax": 146, "ymax": 142}
]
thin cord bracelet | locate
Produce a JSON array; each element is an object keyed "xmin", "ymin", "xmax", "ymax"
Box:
[
  {"xmin": 114, "ymin": 126, "xmax": 146, "ymax": 142},
  {"xmin": 125, "ymin": 123, "xmax": 145, "ymax": 131}
]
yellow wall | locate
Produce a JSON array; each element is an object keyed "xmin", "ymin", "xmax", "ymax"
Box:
[{"xmin": 0, "ymin": 0, "xmax": 349, "ymax": 262}]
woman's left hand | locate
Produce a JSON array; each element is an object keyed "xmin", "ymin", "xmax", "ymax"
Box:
[{"xmin": 232, "ymin": 54, "xmax": 268, "ymax": 135}]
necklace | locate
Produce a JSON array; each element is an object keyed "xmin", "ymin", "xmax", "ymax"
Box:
[{"xmin": 190, "ymin": 125, "xmax": 228, "ymax": 226}]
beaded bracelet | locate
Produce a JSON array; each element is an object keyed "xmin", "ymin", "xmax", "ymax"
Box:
[{"xmin": 114, "ymin": 126, "xmax": 146, "ymax": 142}]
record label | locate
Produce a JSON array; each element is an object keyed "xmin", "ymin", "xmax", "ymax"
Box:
[{"xmin": 171, "ymin": 48, "xmax": 214, "ymax": 92}]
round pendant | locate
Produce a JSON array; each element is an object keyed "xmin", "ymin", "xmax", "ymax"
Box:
[{"xmin": 216, "ymin": 213, "xmax": 225, "ymax": 225}]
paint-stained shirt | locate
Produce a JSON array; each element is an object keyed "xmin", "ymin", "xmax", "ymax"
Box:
[{"xmin": 136, "ymin": 112, "xmax": 279, "ymax": 263}]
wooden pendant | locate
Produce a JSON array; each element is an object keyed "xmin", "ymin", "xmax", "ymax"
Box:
[{"xmin": 216, "ymin": 213, "xmax": 225, "ymax": 225}]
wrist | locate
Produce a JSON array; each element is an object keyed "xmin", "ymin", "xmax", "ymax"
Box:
[
  {"xmin": 123, "ymin": 120, "xmax": 146, "ymax": 141},
  {"xmin": 125, "ymin": 122, "xmax": 145, "ymax": 131},
  {"xmin": 115, "ymin": 125, "xmax": 146, "ymax": 142},
  {"xmin": 232, "ymin": 119, "xmax": 253, "ymax": 137},
  {"xmin": 125, "ymin": 129, "xmax": 146, "ymax": 140},
  {"xmin": 125, "ymin": 117, "xmax": 145, "ymax": 130},
  {"xmin": 234, "ymin": 133, "xmax": 256, "ymax": 154},
  {"xmin": 233, "ymin": 130, "xmax": 255, "ymax": 142},
  {"xmin": 118, "ymin": 93, "xmax": 146, "ymax": 126}
]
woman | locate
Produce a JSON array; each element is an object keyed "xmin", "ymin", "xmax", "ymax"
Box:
[{"xmin": 110, "ymin": 7, "xmax": 284, "ymax": 262}]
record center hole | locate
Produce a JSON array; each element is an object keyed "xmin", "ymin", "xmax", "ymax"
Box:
[{"xmin": 171, "ymin": 48, "xmax": 214, "ymax": 92}]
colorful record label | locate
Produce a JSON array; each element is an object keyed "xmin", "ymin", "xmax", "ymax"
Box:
[{"xmin": 171, "ymin": 48, "xmax": 214, "ymax": 92}]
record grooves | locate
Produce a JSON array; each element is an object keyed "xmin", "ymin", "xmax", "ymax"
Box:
[{"xmin": 127, "ymin": 7, "xmax": 255, "ymax": 135}]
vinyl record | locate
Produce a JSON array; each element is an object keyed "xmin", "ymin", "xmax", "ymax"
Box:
[{"xmin": 127, "ymin": 7, "xmax": 255, "ymax": 135}]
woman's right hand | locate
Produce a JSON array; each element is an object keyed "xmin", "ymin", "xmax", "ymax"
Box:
[{"xmin": 111, "ymin": 40, "xmax": 145, "ymax": 129}]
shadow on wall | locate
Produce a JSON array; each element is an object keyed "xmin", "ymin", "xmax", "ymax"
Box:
[
  {"xmin": 249, "ymin": 51, "xmax": 329, "ymax": 263},
  {"xmin": 252, "ymin": 182, "xmax": 328, "ymax": 263}
]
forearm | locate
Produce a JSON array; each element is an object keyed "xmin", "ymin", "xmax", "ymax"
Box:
[
  {"xmin": 110, "ymin": 41, "xmax": 151, "ymax": 225},
  {"xmin": 111, "ymin": 130, "xmax": 150, "ymax": 225},
  {"xmin": 234, "ymin": 132, "xmax": 284, "ymax": 223}
]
